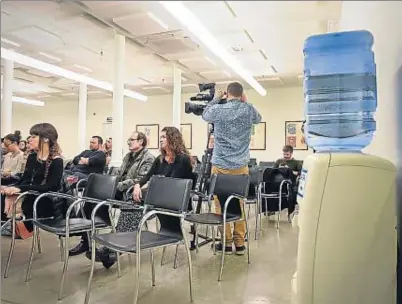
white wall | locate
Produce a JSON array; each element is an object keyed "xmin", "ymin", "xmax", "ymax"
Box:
[{"xmin": 11, "ymin": 86, "xmax": 312, "ymax": 162}]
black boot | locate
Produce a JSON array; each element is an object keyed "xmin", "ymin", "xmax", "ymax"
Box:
[{"xmin": 69, "ymin": 237, "xmax": 89, "ymax": 257}]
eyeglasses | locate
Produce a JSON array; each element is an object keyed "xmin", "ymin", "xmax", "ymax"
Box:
[{"xmin": 127, "ymin": 138, "xmax": 139, "ymax": 144}]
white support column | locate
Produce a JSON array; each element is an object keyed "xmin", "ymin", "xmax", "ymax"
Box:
[
  {"xmin": 340, "ymin": 1, "xmax": 402, "ymax": 164},
  {"xmin": 110, "ymin": 32, "xmax": 125, "ymax": 167},
  {"xmin": 78, "ymin": 82, "xmax": 87, "ymax": 152},
  {"xmin": 172, "ymin": 64, "xmax": 182, "ymax": 128},
  {"xmin": 1, "ymin": 60, "xmax": 14, "ymax": 135}
]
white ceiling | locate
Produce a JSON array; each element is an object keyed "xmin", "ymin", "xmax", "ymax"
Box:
[{"xmin": 1, "ymin": 0, "xmax": 342, "ymax": 99}]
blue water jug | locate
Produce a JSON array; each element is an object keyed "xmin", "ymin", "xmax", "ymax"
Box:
[{"xmin": 303, "ymin": 30, "xmax": 377, "ymax": 152}]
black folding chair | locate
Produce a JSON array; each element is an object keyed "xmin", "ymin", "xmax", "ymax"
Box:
[
  {"xmin": 25, "ymin": 173, "xmax": 119, "ymax": 300},
  {"xmin": 84, "ymin": 176, "xmax": 193, "ymax": 304},
  {"xmin": 185, "ymin": 173, "xmax": 250, "ymax": 281},
  {"xmin": 245, "ymin": 166, "xmax": 265, "ymax": 240},
  {"xmin": 257, "ymin": 167, "xmax": 293, "ymax": 230}
]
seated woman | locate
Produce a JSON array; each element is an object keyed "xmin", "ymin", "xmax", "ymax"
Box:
[
  {"xmin": 132, "ymin": 126, "xmax": 194, "ymax": 202},
  {"xmin": 1, "ymin": 131, "xmax": 25, "ymax": 186},
  {"xmin": 0, "ymin": 123, "xmax": 64, "ymax": 237},
  {"xmin": 95, "ymin": 127, "xmax": 194, "ymax": 268}
]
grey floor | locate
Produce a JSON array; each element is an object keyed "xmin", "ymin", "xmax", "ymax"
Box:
[{"xmin": 1, "ymin": 213, "xmax": 298, "ymax": 304}]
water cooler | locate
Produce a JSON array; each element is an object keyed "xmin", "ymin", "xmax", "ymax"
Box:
[{"xmin": 293, "ymin": 30, "xmax": 398, "ymax": 304}]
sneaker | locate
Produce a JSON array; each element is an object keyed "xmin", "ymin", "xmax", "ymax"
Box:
[
  {"xmin": 214, "ymin": 243, "xmax": 233, "ymax": 255},
  {"xmin": 235, "ymin": 246, "xmax": 246, "ymax": 256}
]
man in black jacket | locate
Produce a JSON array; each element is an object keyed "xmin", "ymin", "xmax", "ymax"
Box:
[{"xmin": 65, "ymin": 136, "xmax": 106, "ymax": 187}]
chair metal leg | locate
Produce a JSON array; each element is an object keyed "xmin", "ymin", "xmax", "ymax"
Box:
[
  {"xmin": 84, "ymin": 240, "xmax": 97, "ymax": 304},
  {"xmin": 173, "ymin": 244, "xmax": 179, "ymax": 269},
  {"xmin": 194, "ymin": 224, "xmax": 199, "ymax": 253},
  {"xmin": 212, "ymin": 226, "xmax": 216, "ymax": 255},
  {"xmin": 4, "ymin": 215, "xmax": 17, "ymax": 279},
  {"xmin": 133, "ymin": 251, "xmax": 141, "ymax": 304},
  {"xmin": 58, "ymin": 233, "xmax": 71, "ymax": 300},
  {"xmin": 218, "ymin": 220, "xmax": 226, "ymax": 281},
  {"xmin": 59, "ymin": 236, "xmax": 64, "ymax": 261},
  {"xmin": 150, "ymin": 249, "xmax": 155, "ymax": 286},
  {"xmin": 243, "ymin": 207, "xmax": 251, "ymax": 264},
  {"xmin": 25, "ymin": 226, "xmax": 38, "ymax": 282},
  {"xmin": 181, "ymin": 219, "xmax": 193, "ymax": 302},
  {"xmin": 161, "ymin": 246, "xmax": 166, "ymax": 266},
  {"xmin": 36, "ymin": 230, "xmax": 42, "ymax": 253},
  {"xmin": 254, "ymin": 201, "xmax": 259, "ymax": 240}
]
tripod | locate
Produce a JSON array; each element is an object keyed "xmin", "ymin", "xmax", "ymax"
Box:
[{"xmin": 190, "ymin": 124, "xmax": 218, "ymax": 250}]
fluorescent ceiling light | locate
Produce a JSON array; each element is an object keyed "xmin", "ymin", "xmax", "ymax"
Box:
[
  {"xmin": 73, "ymin": 64, "xmax": 93, "ymax": 73},
  {"xmin": 159, "ymin": 1, "xmax": 267, "ymax": 96},
  {"xmin": 223, "ymin": 70, "xmax": 232, "ymax": 77},
  {"xmin": 182, "ymin": 83, "xmax": 198, "ymax": 88},
  {"xmin": 205, "ymin": 56, "xmax": 216, "ymax": 65},
  {"xmin": 13, "ymin": 96, "xmax": 44, "ymax": 106},
  {"xmin": 38, "ymin": 52, "xmax": 62, "ymax": 62},
  {"xmin": 87, "ymin": 90, "xmax": 105, "ymax": 94},
  {"xmin": 1, "ymin": 38, "xmax": 20, "ymax": 48},
  {"xmin": 61, "ymin": 92, "xmax": 76, "ymax": 96},
  {"xmin": 147, "ymin": 12, "xmax": 169, "ymax": 30},
  {"xmin": 1, "ymin": 94, "xmax": 44, "ymax": 106},
  {"xmin": 1, "ymin": 48, "xmax": 147, "ymax": 102}
]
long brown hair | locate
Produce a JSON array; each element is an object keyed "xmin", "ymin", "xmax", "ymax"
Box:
[
  {"xmin": 160, "ymin": 126, "xmax": 190, "ymax": 162},
  {"xmin": 29, "ymin": 123, "xmax": 61, "ymax": 183}
]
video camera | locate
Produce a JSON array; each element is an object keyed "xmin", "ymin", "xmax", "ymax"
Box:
[{"xmin": 184, "ymin": 83, "xmax": 226, "ymax": 116}]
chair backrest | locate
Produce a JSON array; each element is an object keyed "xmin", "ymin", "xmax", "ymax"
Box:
[
  {"xmin": 107, "ymin": 166, "xmax": 119, "ymax": 176},
  {"xmin": 248, "ymin": 158, "xmax": 257, "ymax": 167},
  {"xmin": 248, "ymin": 166, "xmax": 265, "ymax": 198},
  {"xmin": 262, "ymin": 167, "xmax": 293, "ymax": 194},
  {"xmin": 83, "ymin": 173, "xmax": 119, "ymax": 201},
  {"xmin": 145, "ymin": 176, "xmax": 193, "ymax": 213},
  {"xmin": 259, "ymin": 161, "xmax": 275, "ymax": 167},
  {"xmin": 209, "ymin": 174, "xmax": 250, "ymax": 216}
]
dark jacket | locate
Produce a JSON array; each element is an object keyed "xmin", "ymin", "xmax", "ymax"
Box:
[
  {"xmin": 138, "ymin": 153, "xmax": 194, "ymax": 188},
  {"xmin": 72, "ymin": 149, "xmax": 106, "ymax": 175}
]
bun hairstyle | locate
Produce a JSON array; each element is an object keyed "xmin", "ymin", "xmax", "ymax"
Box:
[
  {"xmin": 4, "ymin": 130, "xmax": 22, "ymax": 144},
  {"xmin": 29, "ymin": 123, "xmax": 61, "ymax": 183}
]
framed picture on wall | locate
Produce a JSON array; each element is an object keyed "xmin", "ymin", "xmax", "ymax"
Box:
[
  {"xmin": 250, "ymin": 122, "xmax": 266, "ymax": 150},
  {"xmin": 285, "ymin": 120, "xmax": 308, "ymax": 150},
  {"xmin": 136, "ymin": 124, "xmax": 160, "ymax": 149},
  {"xmin": 180, "ymin": 123, "xmax": 192, "ymax": 149}
]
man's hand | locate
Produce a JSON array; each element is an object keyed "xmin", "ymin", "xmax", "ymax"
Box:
[
  {"xmin": 241, "ymin": 93, "xmax": 247, "ymax": 102},
  {"xmin": 133, "ymin": 184, "xmax": 142, "ymax": 202},
  {"xmin": 216, "ymin": 87, "xmax": 226, "ymax": 100},
  {"xmin": 79, "ymin": 157, "xmax": 89, "ymax": 165},
  {"xmin": 293, "ymin": 171, "xmax": 299, "ymax": 176}
]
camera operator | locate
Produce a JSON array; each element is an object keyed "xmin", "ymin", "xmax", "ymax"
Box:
[{"xmin": 202, "ymin": 82, "xmax": 261, "ymax": 255}]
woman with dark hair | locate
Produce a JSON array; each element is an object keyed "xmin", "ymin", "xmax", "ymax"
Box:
[
  {"xmin": 1, "ymin": 131, "xmax": 24, "ymax": 185},
  {"xmin": 132, "ymin": 126, "xmax": 194, "ymax": 202},
  {"xmin": 0, "ymin": 123, "xmax": 64, "ymax": 237},
  {"xmin": 19, "ymin": 140, "xmax": 27, "ymax": 153}
]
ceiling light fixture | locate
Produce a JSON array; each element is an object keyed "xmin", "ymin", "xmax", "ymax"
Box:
[
  {"xmin": 1, "ymin": 38, "xmax": 20, "ymax": 48},
  {"xmin": 13, "ymin": 96, "xmax": 45, "ymax": 106},
  {"xmin": 147, "ymin": 12, "xmax": 169, "ymax": 30},
  {"xmin": 1, "ymin": 94, "xmax": 45, "ymax": 106},
  {"xmin": 38, "ymin": 52, "xmax": 62, "ymax": 62},
  {"xmin": 159, "ymin": 1, "xmax": 266, "ymax": 96},
  {"xmin": 73, "ymin": 64, "xmax": 93, "ymax": 73},
  {"xmin": 205, "ymin": 56, "xmax": 216, "ymax": 65},
  {"xmin": 1, "ymin": 48, "xmax": 147, "ymax": 102}
]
